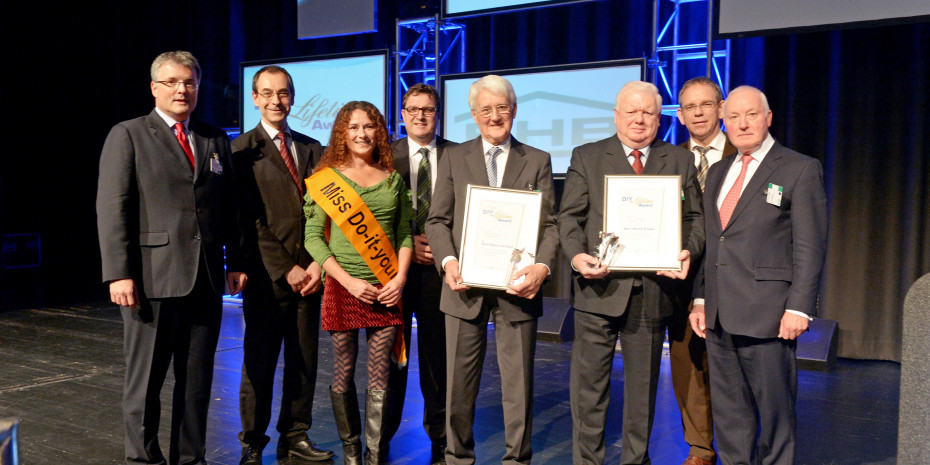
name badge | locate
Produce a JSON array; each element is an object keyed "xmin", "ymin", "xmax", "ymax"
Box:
[
  {"xmin": 210, "ymin": 154, "xmax": 223, "ymax": 174},
  {"xmin": 766, "ymin": 183, "xmax": 783, "ymax": 206}
]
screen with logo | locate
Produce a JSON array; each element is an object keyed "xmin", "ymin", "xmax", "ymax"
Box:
[
  {"xmin": 240, "ymin": 51, "xmax": 388, "ymax": 143},
  {"xmin": 439, "ymin": 59, "xmax": 644, "ymax": 174}
]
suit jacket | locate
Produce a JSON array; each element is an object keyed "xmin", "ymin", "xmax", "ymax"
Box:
[
  {"xmin": 231, "ymin": 124, "xmax": 323, "ymax": 300},
  {"xmin": 558, "ymin": 135, "xmax": 704, "ymax": 320},
  {"xmin": 678, "ymin": 131, "xmax": 739, "ymax": 163},
  {"xmin": 97, "ymin": 109, "xmax": 242, "ymax": 299},
  {"xmin": 695, "ymin": 140, "xmax": 827, "ymax": 338},
  {"xmin": 425, "ymin": 136, "xmax": 559, "ymax": 322},
  {"xmin": 391, "ymin": 136, "xmax": 454, "ymax": 191}
]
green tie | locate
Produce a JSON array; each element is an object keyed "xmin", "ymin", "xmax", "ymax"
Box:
[{"xmin": 415, "ymin": 147, "xmax": 431, "ymax": 234}]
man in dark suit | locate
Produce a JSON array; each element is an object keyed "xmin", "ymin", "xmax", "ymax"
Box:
[
  {"xmin": 669, "ymin": 76, "xmax": 737, "ymax": 465},
  {"xmin": 96, "ymin": 50, "xmax": 247, "ymax": 465},
  {"xmin": 385, "ymin": 83, "xmax": 456, "ymax": 464},
  {"xmin": 425, "ymin": 75, "xmax": 559, "ymax": 465},
  {"xmin": 690, "ymin": 86, "xmax": 827, "ymax": 465},
  {"xmin": 558, "ymin": 81, "xmax": 704, "ymax": 465},
  {"xmin": 231, "ymin": 66, "xmax": 333, "ymax": 465}
]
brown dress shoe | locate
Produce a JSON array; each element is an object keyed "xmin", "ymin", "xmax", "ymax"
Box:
[{"xmin": 683, "ymin": 457, "xmax": 713, "ymax": 465}]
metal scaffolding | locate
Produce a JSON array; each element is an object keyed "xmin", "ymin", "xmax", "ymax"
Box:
[
  {"xmin": 394, "ymin": 15, "xmax": 466, "ymax": 136},
  {"xmin": 650, "ymin": 0, "xmax": 731, "ymax": 143}
]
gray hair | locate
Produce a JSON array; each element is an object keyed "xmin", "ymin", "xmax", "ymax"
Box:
[
  {"xmin": 468, "ymin": 75, "xmax": 516, "ymax": 110},
  {"xmin": 678, "ymin": 76, "xmax": 723, "ymax": 104},
  {"xmin": 615, "ymin": 81, "xmax": 662, "ymax": 109},
  {"xmin": 724, "ymin": 85, "xmax": 770, "ymax": 113},
  {"xmin": 150, "ymin": 51, "xmax": 201, "ymax": 82}
]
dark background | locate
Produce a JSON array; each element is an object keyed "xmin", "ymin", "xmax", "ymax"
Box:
[{"xmin": 0, "ymin": 1, "xmax": 926, "ymax": 361}]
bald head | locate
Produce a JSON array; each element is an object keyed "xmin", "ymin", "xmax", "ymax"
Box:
[{"xmin": 723, "ymin": 86, "xmax": 773, "ymax": 154}]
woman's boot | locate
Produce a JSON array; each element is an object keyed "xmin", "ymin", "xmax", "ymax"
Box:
[
  {"xmin": 331, "ymin": 386, "xmax": 364, "ymax": 465},
  {"xmin": 364, "ymin": 389, "xmax": 391, "ymax": 465}
]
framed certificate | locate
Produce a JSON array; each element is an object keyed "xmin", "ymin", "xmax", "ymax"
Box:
[
  {"xmin": 458, "ymin": 185, "xmax": 542, "ymax": 290},
  {"xmin": 602, "ymin": 175, "xmax": 682, "ymax": 271}
]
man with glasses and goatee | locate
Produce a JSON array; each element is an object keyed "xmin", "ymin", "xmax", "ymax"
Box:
[
  {"xmin": 383, "ymin": 83, "xmax": 457, "ymax": 465},
  {"xmin": 97, "ymin": 50, "xmax": 247, "ymax": 465}
]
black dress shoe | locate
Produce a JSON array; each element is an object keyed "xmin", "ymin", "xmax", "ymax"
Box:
[
  {"xmin": 430, "ymin": 441, "xmax": 447, "ymax": 465},
  {"xmin": 239, "ymin": 445, "xmax": 262, "ymax": 465},
  {"xmin": 277, "ymin": 439, "xmax": 335, "ymax": 462}
]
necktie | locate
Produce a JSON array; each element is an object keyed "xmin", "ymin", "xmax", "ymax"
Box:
[
  {"xmin": 174, "ymin": 123, "xmax": 195, "ymax": 169},
  {"xmin": 631, "ymin": 150, "xmax": 644, "ymax": 175},
  {"xmin": 695, "ymin": 146, "xmax": 710, "ymax": 191},
  {"xmin": 276, "ymin": 132, "xmax": 302, "ymax": 193},
  {"xmin": 415, "ymin": 147, "xmax": 431, "ymax": 234},
  {"xmin": 719, "ymin": 154, "xmax": 753, "ymax": 229},
  {"xmin": 487, "ymin": 146, "xmax": 502, "ymax": 187}
]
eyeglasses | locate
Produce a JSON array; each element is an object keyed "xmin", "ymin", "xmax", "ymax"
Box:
[
  {"xmin": 475, "ymin": 104, "xmax": 513, "ymax": 118},
  {"xmin": 155, "ymin": 80, "xmax": 199, "ymax": 90},
  {"xmin": 681, "ymin": 101, "xmax": 719, "ymax": 113},
  {"xmin": 257, "ymin": 90, "xmax": 292, "ymax": 100},
  {"xmin": 403, "ymin": 106, "xmax": 438, "ymax": 116}
]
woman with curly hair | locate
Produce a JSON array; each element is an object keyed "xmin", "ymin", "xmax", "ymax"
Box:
[{"xmin": 303, "ymin": 101, "xmax": 413, "ymax": 465}]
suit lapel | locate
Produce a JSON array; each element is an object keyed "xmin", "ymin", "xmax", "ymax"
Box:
[
  {"xmin": 464, "ymin": 137, "xmax": 490, "ymax": 186},
  {"xmin": 500, "ymin": 139, "xmax": 528, "ymax": 189},
  {"xmin": 258, "ymin": 126, "xmax": 296, "ymax": 182},
  {"xmin": 393, "ymin": 138, "xmax": 411, "ymax": 187},
  {"xmin": 642, "ymin": 141, "xmax": 667, "ymax": 175},
  {"xmin": 147, "ymin": 111, "xmax": 194, "ymax": 179},
  {"xmin": 293, "ymin": 134, "xmax": 313, "ymax": 179},
  {"xmin": 605, "ymin": 135, "xmax": 635, "ymax": 175},
  {"xmin": 191, "ymin": 123, "xmax": 212, "ymax": 183},
  {"xmin": 725, "ymin": 144, "xmax": 780, "ymax": 229},
  {"xmin": 705, "ymin": 158, "xmax": 731, "ymax": 229}
]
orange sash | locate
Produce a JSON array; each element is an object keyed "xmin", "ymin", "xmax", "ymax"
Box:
[{"xmin": 307, "ymin": 168, "xmax": 407, "ymax": 366}]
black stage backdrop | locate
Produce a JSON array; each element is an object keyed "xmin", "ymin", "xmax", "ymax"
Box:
[{"xmin": 0, "ymin": 1, "xmax": 925, "ymax": 361}]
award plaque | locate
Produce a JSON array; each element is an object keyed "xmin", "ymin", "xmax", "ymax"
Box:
[
  {"xmin": 602, "ymin": 175, "xmax": 682, "ymax": 271},
  {"xmin": 458, "ymin": 185, "xmax": 542, "ymax": 289}
]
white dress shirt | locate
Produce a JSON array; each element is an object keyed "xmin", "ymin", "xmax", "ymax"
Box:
[
  {"xmin": 260, "ymin": 120, "xmax": 299, "ymax": 170},
  {"xmin": 407, "ymin": 137, "xmax": 438, "ymax": 210}
]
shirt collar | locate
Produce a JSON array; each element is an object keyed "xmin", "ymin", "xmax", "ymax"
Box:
[
  {"xmin": 154, "ymin": 107, "xmax": 189, "ymax": 128},
  {"xmin": 260, "ymin": 119, "xmax": 290, "ymax": 141},
  {"xmin": 743, "ymin": 133, "xmax": 776, "ymax": 162},
  {"xmin": 408, "ymin": 137, "xmax": 438, "ymax": 158},
  {"xmin": 689, "ymin": 130, "xmax": 727, "ymax": 152},
  {"xmin": 481, "ymin": 136, "xmax": 511, "ymax": 156}
]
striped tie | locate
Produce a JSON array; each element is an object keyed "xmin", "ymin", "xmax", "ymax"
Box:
[
  {"xmin": 487, "ymin": 146, "xmax": 502, "ymax": 187},
  {"xmin": 695, "ymin": 145, "xmax": 710, "ymax": 191},
  {"xmin": 415, "ymin": 147, "xmax": 431, "ymax": 234},
  {"xmin": 719, "ymin": 154, "xmax": 753, "ymax": 229},
  {"xmin": 276, "ymin": 132, "xmax": 302, "ymax": 193}
]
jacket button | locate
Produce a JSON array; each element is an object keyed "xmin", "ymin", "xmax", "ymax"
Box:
[
  {"xmin": 719, "ymin": 236, "xmax": 725, "ymax": 241},
  {"xmin": 194, "ymin": 234, "xmax": 201, "ymax": 241}
]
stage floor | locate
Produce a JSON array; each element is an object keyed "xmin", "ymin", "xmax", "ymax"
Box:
[{"xmin": 0, "ymin": 302, "xmax": 899, "ymax": 464}]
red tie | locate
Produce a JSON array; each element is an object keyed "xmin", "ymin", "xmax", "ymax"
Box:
[
  {"xmin": 719, "ymin": 154, "xmax": 754, "ymax": 229},
  {"xmin": 631, "ymin": 150, "xmax": 644, "ymax": 175},
  {"xmin": 276, "ymin": 132, "xmax": 302, "ymax": 192},
  {"xmin": 174, "ymin": 123, "xmax": 195, "ymax": 169}
]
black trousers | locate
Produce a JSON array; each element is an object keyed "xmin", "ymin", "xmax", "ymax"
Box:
[
  {"xmin": 238, "ymin": 277, "xmax": 322, "ymax": 449},
  {"xmin": 122, "ymin": 267, "xmax": 222, "ymax": 465},
  {"xmin": 570, "ymin": 287, "xmax": 665, "ymax": 465},
  {"xmin": 384, "ymin": 262, "xmax": 447, "ymax": 444}
]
